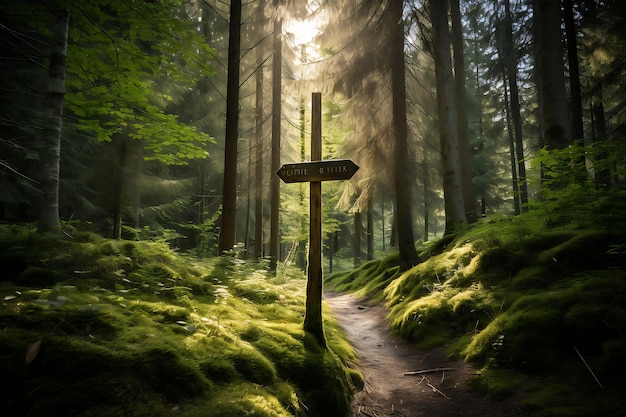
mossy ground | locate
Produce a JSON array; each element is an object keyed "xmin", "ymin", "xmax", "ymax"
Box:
[
  {"xmin": 0, "ymin": 224, "xmax": 361, "ymax": 417},
  {"xmin": 325, "ymin": 211, "xmax": 626, "ymax": 416}
]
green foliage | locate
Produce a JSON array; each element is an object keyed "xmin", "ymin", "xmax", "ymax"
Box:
[
  {"xmin": 0, "ymin": 224, "xmax": 360, "ymax": 417},
  {"xmin": 58, "ymin": 0, "xmax": 217, "ymax": 164},
  {"xmin": 529, "ymin": 143, "xmax": 626, "ymax": 230}
]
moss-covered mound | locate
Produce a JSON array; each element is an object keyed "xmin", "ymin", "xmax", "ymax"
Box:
[
  {"xmin": 0, "ymin": 224, "xmax": 361, "ymax": 417},
  {"xmin": 326, "ymin": 212, "xmax": 626, "ymax": 416}
]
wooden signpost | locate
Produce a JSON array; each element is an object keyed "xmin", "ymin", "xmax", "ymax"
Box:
[
  {"xmin": 277, "ymin": 159, "xmax": 359, "ymax": 183},
  {"xmin": 278, "ymin": 92, "xmax": 359, "ymax": 347}
]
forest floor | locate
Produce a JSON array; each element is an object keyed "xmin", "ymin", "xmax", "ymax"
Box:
[{"xmin": 325, "ymin": 292, "xmax": 523, "ymax": 417}]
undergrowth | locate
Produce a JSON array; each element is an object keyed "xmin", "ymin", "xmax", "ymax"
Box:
[
  {"xmin": 0, "ymin": 223, "xmax": 361, "ymax": 417},
  {"xmin": 325, "ymin": 210, "xmax": 626, "ymax": 416}
]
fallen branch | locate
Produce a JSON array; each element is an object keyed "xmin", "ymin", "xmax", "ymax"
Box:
[{"xmin": 403, "ymin": 367, "xmax": 456, "ymax": 376}]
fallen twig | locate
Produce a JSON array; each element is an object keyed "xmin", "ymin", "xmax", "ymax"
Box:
[
  {"xmin": 403, "ymin": 367, "xmax": 456, "ymax": 376},
  {"xmin": 573, "ymin": 346, "xmax": 603, "ymax": 388},
  {"xmin": 427, "ymin": 382, "xmax": 450, "ymax": 399}
]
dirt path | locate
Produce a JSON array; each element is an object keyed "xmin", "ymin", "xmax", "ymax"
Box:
[{"xmin": 325, "ymin": 292, "xmax": 519, "ymax": 417}]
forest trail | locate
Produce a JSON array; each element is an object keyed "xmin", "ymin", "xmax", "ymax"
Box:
[{"xmin": 325, "ymin": 292, "xmax": 520, "ymax": 417}]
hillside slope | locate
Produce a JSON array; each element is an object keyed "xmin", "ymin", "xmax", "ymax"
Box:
[
  {"xmin": 0, "ymin": 225, "xmax": 362, "ymax": 417},
  {"xmin": 326, "ymin": 213, "xmax": 626, "ymax": 416}
]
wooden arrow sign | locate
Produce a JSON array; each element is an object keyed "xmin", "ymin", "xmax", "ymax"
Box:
[{"xmin": 277, "ymin": 159, "xmax": 359, "ymax": 183}]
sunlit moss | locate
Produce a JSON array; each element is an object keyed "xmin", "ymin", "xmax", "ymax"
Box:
[
  {"xmin": 384, "ymin": 243, "xmax": 477, "ymax": 306},
  {"xmin": 389, "ymin": 289, "xmax": 457, "ymax": 345},
  {"xmin": 201, "ymin": 382, "xmax": 301, "ymax": 417},
  {"xmin": 325, "ymin": 253, "xmax": 401, "ymax": 299},
  {"xmin": 0, "ymin": 224, "xmax": 360, "ymax": 417},
  {"xmin": 326, "ymin": 210, "xmax": 626, "ymax": 415},
  {"xmin": 448, "ymin": 282, "xmax": 498, "ymax": 321}
]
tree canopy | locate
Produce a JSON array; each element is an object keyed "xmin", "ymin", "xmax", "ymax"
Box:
[{"xmin": 0, "ymin": 0, "xmax": 625, "ymax": 262}]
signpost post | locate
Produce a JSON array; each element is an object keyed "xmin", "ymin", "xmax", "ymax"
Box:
[{"xmin": 278, "ymin": 92, "xmax": 359, "ymax": 347}]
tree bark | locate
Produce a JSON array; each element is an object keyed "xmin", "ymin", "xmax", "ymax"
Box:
[
  {"xmin": 535, "ymin": 0, "xmax": 570, "ymax": 150},
  {"xmin": 590, "ymin": 88, "xmax": 610, "ymax": 188},
  {"xmin": 298, "ymin": 91, "xmax": 307, "ymax": 270},
  {"xmin": 354, "ymin": 211, "xmax": 362, "ymax": 267},
  {"xmin": 563, "ymin": 0, "xmax": 584, "ymax": 143},
  {"xmin": 431, "ymin": 0, "xmax": 467, "ymax": 235},
  {"xmin": 219, "ymin": 0, "xmax": 242, "ymax": 253},
  {"xmin": 38, "ymin": 9, "xmax": 69, "ymax": 233},
  {"xmin": 503, "ymin": 77, "xmax": 521, "ymax": 215},
  {"xmin": 111, "ymin": 134, "xmax": 141, "ymax": 239},
  {"xmin": 503, "ymin": 0, "xmax": 528, "ymax": 212},
  {"xmin": 254, "ymin": 5, "xmax": 265, "ymax": 260},
  {"xmin": 422, "ymin": 159, "xmax": 429, "ymax": 241},
  {"xmin": 269, "ymin": 19, "xmax": 282, "ymax": 271},
  {"xmin": 389, "ymin": 206, "xmax": 397, "ymax": 248},
  {"xmin": 243, "ymin": 136, "xmax": 252, "ymax": 259},
  {"xmin": 112, "ymin": 136, "xmax": 127, "ymax": 239},
  {"xmin": 390, "ymin": 0, "xmax": 418, "ymax": 270},
  {"xmin": 381, "ymin": 199, "xmax": 386, "ymax": 252},
  {"xmin": 450, "ymin": 0, "xmax": 478, "ymax": 223},
  {"xmin": 367, "ymin": 198, "xmax": 374, "ymax": 261}
]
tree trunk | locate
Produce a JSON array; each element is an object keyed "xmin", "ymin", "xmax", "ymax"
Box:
[
  {"xmin": 112, "ymin": 136, "xmax": 127, "ymax": 239},
  {"xmin": 422, "ymin": 159, "xmax": 429, "ymax": 241},
  {"xmin": 219, "ymin": 0, "xmax": 242, "ymax": 253},
  {"xmin": 298, "ymin": 92, "xmax": 307, "ymax": 270},
  {"xmin": 390, "ymin": 0, "xmax": 418, "ymax": 270},
  {"xmin": 471, "ymin": 20, "xmax": 488, "ymax": 217},
  {"xmin": 503, "ymin": 78, "xmax": 521, "ymax": 215},
  {"xmin": 243, "ymin": 136, "xmax": 252, "ymax": 259},
  {"xmin": 562, "ymin": 0, "xmax": 588, "ymax": 183},
  {"xmin": 450, "ymin": 0, "xmax": 478, "ymax": 223},
  {"xmin": 38, "ymin": 9, "xmax": 69, "ymax": 233},
  {"xmin": 328, "ymin": 234, "xmax": 334, "ymax": 274},
  {"xmin": 111, "ymin": 135, "xmax": 141, "ymax": 239},
  {"xmin": 535, "ymin": 0, "xmax": 570, "ymax": 150},
  {"xmin": 269, "ymin": 19, "xmax": 282, "ymax": 271},
  {"xmin": 354, "ymin": 211, "xmax": 362, "ymax": 267},
  {"xmin": 503, "ymin": 0, "xmax": 528, "ymax": 212},
  {"xmin": 254, "ymin": 13, "xmax": 265, "ymax": 260},
  {"xmin": 590, "ymin": 88, "xmax": 610, "ymax": 188},
  {"xmin": 431, "ymin": 0, "xmax": 467, "ymax": 235},
  {"xmin": 367, "ymin": 198, "xmax": 373, "ymax": 261},
  {"xmin": 389, "ymin": 206, "xmax": 397, "ymax": 248},
  {"xmin": 381, "ymin": 199, "xmax": 386, "ymax": 252},
  {"xmin": 563, "ymin": 0, "xmax": 584, "ymax": 143},
  {"xmin": 329, "ymin": 231, "xmax": 338, "ymax": 274}
]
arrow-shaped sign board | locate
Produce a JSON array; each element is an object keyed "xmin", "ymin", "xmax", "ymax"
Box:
[{"xmin": 277, "ymin": 159, "xmax": 359, "ymax": 183}]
